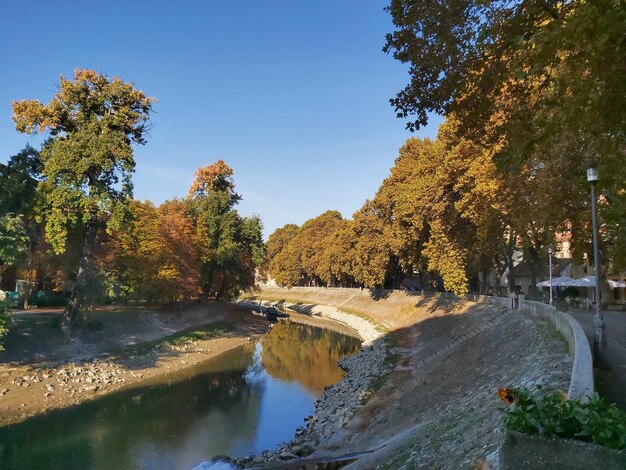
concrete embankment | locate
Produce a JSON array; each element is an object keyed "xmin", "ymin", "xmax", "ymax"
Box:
[
  {"xmin": 519, "ymin": 299, "xmax": 594, "ymax": 401},
  {"xmin": 238, "ymin": 287, "xmax": 574, "ymax": 469}
]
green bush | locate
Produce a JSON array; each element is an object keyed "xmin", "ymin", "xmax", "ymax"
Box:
[
  {"xmin": 500, "ymin": 387, "xmax": 626, "ymax": 449},
  {"xmin": 0, "ymin": 301, "xmax": 13, "ymax": 350}
]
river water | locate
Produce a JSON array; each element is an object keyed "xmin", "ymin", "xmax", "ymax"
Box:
[{"xmin": 0, "ymin": 320, "xmax": 361, "ymax": 470}]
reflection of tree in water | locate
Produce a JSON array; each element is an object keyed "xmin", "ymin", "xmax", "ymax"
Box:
[
  {"xmin": 0, "ymin": 344, "xmax": 262, "ymax": 470},
  {"xmin": 261, "ymin": 321, "xmax": 362, "ymax": 395}
]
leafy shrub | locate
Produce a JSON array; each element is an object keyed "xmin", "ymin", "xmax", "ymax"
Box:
[
  {"xmin": 499, "ymin": 387, "xmax": 626, "ymax": 449},
  {"xmin": 0, "ymin": 301, "xmax": 13, "ymax": 350}
]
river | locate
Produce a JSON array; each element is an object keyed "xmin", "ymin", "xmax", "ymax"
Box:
[{"xmin": 0, "ymin": 320, "xmax": 361, "ymax": 470}]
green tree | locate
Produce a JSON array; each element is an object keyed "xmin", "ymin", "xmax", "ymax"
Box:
[
  {"xmin": 0, "ymin": 145, "xmax": 42, "ymax": 216},
  {"xmin": 0, "ymin": 214, "xmax": 28, "ymax": 267},
  {"xmin": 0, "ymin": 145, "xmax": 43, "ymax": 291},
  {"xmin": 12, "ymin": 69, "xmax": 155, "ymax": 334},
  {"xmin": 0, "ymin": 301, "xmax": 12, "ymax": 350},
  {"xmin": 188, "ymin": 161, "xmax": 263, "ymax": 298}
]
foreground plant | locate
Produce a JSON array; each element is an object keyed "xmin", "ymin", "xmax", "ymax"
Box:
[
  {"xmin": 0, "ymin": 300, "xmax": 13, "ymax": 350},
  {"xmin": 498, "ymin": 386, "xmax": 626, "ymax": 450}
]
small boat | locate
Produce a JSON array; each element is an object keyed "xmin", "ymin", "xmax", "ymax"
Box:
[{"xmin": 265, "ymin": 307, "xmax": 289, "ymax": 319}]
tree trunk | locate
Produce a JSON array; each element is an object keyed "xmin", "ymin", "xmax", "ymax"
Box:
[
  {"xmin": 505, "ymin": 235, "xmax": 517, "ymax": 295},
  {"xmin": 526, "ymin": 246, "xmax": 541, "ymax": 300},
  {"xmin": 480, "ymin": 267, "xmax": 489, "ymax": 294},
  {"xmin": 62, "ymin": 215, "xmax": 98, "ymax": 339}
]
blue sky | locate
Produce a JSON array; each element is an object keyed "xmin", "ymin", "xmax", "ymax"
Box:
[{"xmin": 0, "ymin": 1, "xmax": 441, "ymax": 238}]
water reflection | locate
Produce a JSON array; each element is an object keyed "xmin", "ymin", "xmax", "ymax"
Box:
[
  {"xmin": 0, "ymin": 321, "xmax": 361, "ymax": 470},
  {"xmin": 262, "ymin": 320, "xmax": 362, "ymax": 394}
]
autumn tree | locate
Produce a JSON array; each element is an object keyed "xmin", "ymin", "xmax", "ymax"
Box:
[
  {"xmin": 350, "ymin": 200, "xmax": 394, "ymax": 289},
  {"xmin": 98, "ymin": 199, "xmax": 199, "ymax": 303},
  {"xmin": 295, "ymin": 211, "xmax": 346, "ymax": 285},
  {"xmin": 385, "ymin": 0, "xmax": 626, "ymax": 277},
  {"xmin": 12, "ymin": 69, "xmax": 155, "ymax": 334},
  {"xmin": 316, "ymin": 220, "xmax": 356, "ymax": 287},
  {"xmin": 268, "ymin": 213, "xmax": 359, "ymax": 288},
  {"xmin": 157, "ymin": 199, "xmax": 202, "ymax": 300},
  {"xmin": 266, "ymin": 224, "xmax": 299, "ymax": 265},
  {"xmin": 384, "ymin": 0, "xmax": 624, "ymax": 142},
  {"xmin": 99, "ymin": 200, "xmax": 160, "ymax": 302},
  {"xmin": 270, "ymin": 242, "xmax": 305, "ymax": 288}
]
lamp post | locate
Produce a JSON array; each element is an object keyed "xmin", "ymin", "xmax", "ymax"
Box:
[
  {"xmin": 587, "ymin": 166, "xmax": 606, "ymax": 348},
  {"xmin": 548, "ymin": 244, "xmax": 554, "ymax": 307}
]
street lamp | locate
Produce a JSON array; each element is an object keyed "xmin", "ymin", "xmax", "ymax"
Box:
[
  {"xmin": 587, "ymin": 166, "xmax": 606, "ymax": 348},
  {"xmin": 548, "ymin": 244, "xmax": 554, "ymax": 307}
]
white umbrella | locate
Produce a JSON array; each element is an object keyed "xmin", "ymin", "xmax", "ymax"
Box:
[
  {"xmin": 563, "ymin": 275, "xmax": 596, "ymax": 287},
  {"xmin": 561, "ymin": 275, "xmax": 625, "ymax": 288},
  {"xmin": 536, "ymin": 276, "xmax": 574, "ymax": 288}
]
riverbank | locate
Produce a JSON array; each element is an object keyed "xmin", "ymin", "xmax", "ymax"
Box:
[
  {"xmin": 0, "ymin": 302, "xmax": 275, "ymax": 427},
  {"xmin": 234, "ymin": 288, "xmax": 573, "ymax": 469},
  {"xmin": 0, "ymin": 290, "xmax": 575, "ymax": 468}
]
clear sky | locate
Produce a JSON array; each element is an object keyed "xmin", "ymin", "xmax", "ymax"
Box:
[{"xmin": 0, "ymin": 0, "xmax": 441, "ymax": 238}]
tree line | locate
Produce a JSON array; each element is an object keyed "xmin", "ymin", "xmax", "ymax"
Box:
[
  {"xmin": 266, "ymin": 0, "xmax": 625, "ymax": 297},
  {"xmin": 1, "ymin": 70, "xmax": 264, "ymax": 336}
]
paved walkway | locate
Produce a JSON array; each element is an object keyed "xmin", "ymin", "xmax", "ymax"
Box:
[{"xmin": 568, "ymin": 307, "xmax": 626, "ymax": 410}]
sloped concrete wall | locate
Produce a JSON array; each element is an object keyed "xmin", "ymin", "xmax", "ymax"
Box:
[
  {"xmin": 519, "ymin": 300, "xmax": 594, "ymax": 401},
  {"xmin": 500, "ymin": 432, "xmax": 626, "ymax": 470}
]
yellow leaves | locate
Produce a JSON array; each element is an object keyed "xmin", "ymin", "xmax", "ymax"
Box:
[
  {"xmin": 158, "ymin": 265, "xmax": 179, "ymax": 281},
  {"xmin": 188, "ymin": 160, "xmax": 235, "ymax": 197},
  {"xmin": 423, "ymin": 221, "xmax": 469, "ymax": 296},
  {"xmin": 11, "ymin": 100, "xmax": 57, "ymax": 134},
  {"xmin": 73, "ymin": 68, "xmax": 100, "ymax": 83}
]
